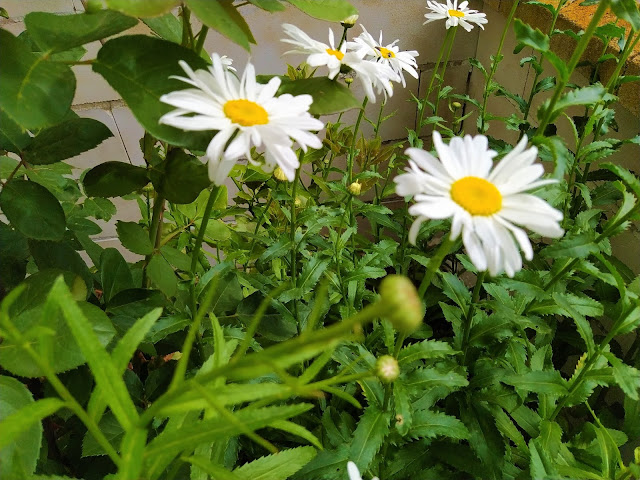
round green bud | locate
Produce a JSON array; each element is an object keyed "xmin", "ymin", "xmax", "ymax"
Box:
[
  {"xmin": 348, "ymin": 181, "xmax": 362, "ymax": 196},
  {"xmin": 376, "ymin": 355, "xmax": 400, "ymax": 383},
  {"xmin": 378, "ymin": 275, "xmax": 422, "ymax": 333},
  {"xmin": 452, "ymin": 101, "xmax": 462, "ymax": 109},
  {"xmin": 340, "ymin": 14, "xmax": 359, "ymax": 28}
]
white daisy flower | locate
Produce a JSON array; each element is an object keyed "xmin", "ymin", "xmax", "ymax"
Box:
[
  {"xmin": 347, "ymin": 25, "xmax": 419, "ymax": 87},
  {"xmin": 159, "ymin": 53, "xmax": 324, "ymax": 184},
  {"xmin": 347, "ymin": 461, "xmax": 379, "ymax": 480},
  {"xmin": 281, "ymin": 23, "xmax": 399, "ymax": 103},
  {"xmin": 424, "ymin": 0, "xmax": 488, "ymax": 32},
  {"xmin": 395, "ymin": 132, "xmax": 564, "ymax": 277}
]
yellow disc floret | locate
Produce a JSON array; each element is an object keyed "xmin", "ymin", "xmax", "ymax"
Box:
[
  {"xmin": 378, "ymin": 47, "xmax": 395, "ymax": 59},
  {"xmin": 223, "ymin": 99, "xmax": 268, "ymax": 126},
  {"xmin": 326, "ymin": 48, "xmax": 345, "ymax": 60},
  {"xmin": 450, "ymin": 176, "xmax": 502, "ymax": 216},
  {"xmin": 448, "ymin": 9, "xmax": 465, "ymax": 18}
]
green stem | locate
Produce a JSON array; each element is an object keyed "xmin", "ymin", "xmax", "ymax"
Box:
[
  {"xmin": 181, "ymin": 6, "xmax": 192, "ymax": 48},
  {"xmin": 521, "ymin": 0, "xmax": 566, "ymax": 128},
  {"xmin": 535, "ymin": 0, "xmax": 609, "ymax": 137},
  {"xmin": 143, "ymin": 193, "xmax": 165, "ymax": 287},
  {"xmin": 479, "ymin": 0, "xmax": 520, "ymax": 133},
  {"xmin": 433, "ymin": 26, "xmax": 458, "ymax": 119},
  {"xmin": 195, "ymin": 25, "xmax": 209, "ymax": 54},
  {"xmin": 418, "ymin": 235, "xmax": 456, "ymax": 298},
  {"xmin": 461, "ymin": 271, "xmax": 486, "ymax": 364},
  {"xmin": 415, "ymin": 28, "xmax": 454, "ymax": 137},
  {"xmin": 189, "ymin": 186, "xmax": 220, "ymax": 317},
  {"xmin": 290, "ymin": 160, "xmax": 303, "ymax": 329}
]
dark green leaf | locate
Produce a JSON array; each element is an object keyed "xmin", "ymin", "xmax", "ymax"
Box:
[
  {"xmin": 397, "ymin": 340, "xmax": 455, "ymax": 365},
  {"xmin": 83, "ymin": 161, "xmax": 149, "ymax": 197},
  {"xmin": 100, "ymin": 248, "xmax": 135, "ymax": 303},
  {"xmin": 116, "ymin": 221, "xmax": 153, "ymax": 255},
  {"xmin": 542, "ymin": 232, "xmax": 599, "ymax": 259},
  {"xmin": 106, "ymin": 288, "xmax": 166, "ymax": 318},
  {"xmin": 186, "ymin": 0, "xmax": 256, "ymax": 50},
  {"xmin": 82, "ymin": 411, "xmax": 124, "ymax": 457},
  {"xmin": 233, "ymin": 446, "xmax": 317, "ymax": 480},
  {"xmin": 154, "ymin": 149, "xmax": 211, "ymax": 204},
  {"xmin": 0, "ymin": 376, "xmax": 42, "ymax": 476},
  {"xmin": 147, "ymin": 254, "xmax": 177, "ymax": 297},
  {"xmin": 24, "ymin": 10, "xmax": 138, "ymax": 52},
  {"xmin": 605, "ymin": 353, "xmax": 640, "ymax": 400},
  {"xmin": 23, "ymin": 118, "xmax": 112, "ymax": 165},
  {"xmin": 0, "ymin": 224, "xmax": 29, "ymax": 291},
  {"xmin": 143, "ymin": 13, "xmax": 182, "ymax": 43},
  {"xmin": 0, "ymin": 29, "xmax": 75, "ymax": 130},
  {"xmin": 285, "ymin": 0, "xmax": 358, "ymax": 22},
  {"xmin": 0, "ymin": 109, "xmax": 31, "ymax": 154},
  {"xmin": 93, "ymin": 35, "xmax": 213, "ymax": 148},
  {"xmin": 0, "ymin": 180, "xmax": 66, "ymax": 241},
  {"xmin": 30, "ymin": 240, "xmax": 92, "ymax": 290},
  {"xmin": 552, "ymin": 292, "xmax": 596, "ymax": 354}
]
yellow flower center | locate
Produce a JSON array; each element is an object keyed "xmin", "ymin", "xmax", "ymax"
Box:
[
  {"xmin": 450, "ymin": 176, "xmax": 502, "ymax": 216},
  {"xmin": 448, "ymin": 9, "xmax": 465, "ymax": 17},
  {"xmin": 326, "ymin": 48, "xmax": 344, "ymax": 60},
  {"xmin": 223, "ymin": 99, "xmax": 268, "ymax": 127},
  {"xmin": 378, "ymin": 47, "xmax": 395, "ymax": 58}
]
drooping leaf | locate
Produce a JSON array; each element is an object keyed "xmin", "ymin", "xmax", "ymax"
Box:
[
  {"xmin": 93, "ymin": 35, "xmax": 213, "ymax": 148},
  {"xmin": 0, "ymin": 29, "xmax": 75, "ymax": 130},
  {"xmin": 24, "ymin": 9, "xmax": 138, "ymax": 52},
  {"xmin": 285, "ymin": 0, "xmax": 358, "ymax": 22},
  {"xmin": 105, "ymin": 0, "xmax": 181, "ymax": 17},
  {"xmin": 0, "ymin": 376, "xmax": 43, "ymax": 476},
  {"xmin": 186, "ymin": 0, "xmax": 256, "ymax": 50},
  {"xmin": 22, "ymin": 118, "xmax": 113, "ymax": 165},
  {"xmin": 0, "ymin": 180, "xmax": 66, "ymax": 241},
  {"xmin": 83, "ymin": 161, "xmax": 149, "ymax": 198},
  {"xmin": 513, "ymin": 19, "xmax": 549, "ymax": 53},
  {"xmin": 605, "ymin": 353, "xmax": 640, "ymax": 400}
]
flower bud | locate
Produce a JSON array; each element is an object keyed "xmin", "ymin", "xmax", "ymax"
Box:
[
  {"xmin": 294, "ymin": 196, "xmax": 303, "ymax": 207},
  {"xmin": 348, "ymin": 181, "xmax": 362, "ymax": 196},
  {"xmin": 344, "ymin": 77, "xmax": 354, "ymax": 85},
  {"xmin": 340, "ymin": 14, "xmax": 359, "ymax": 28},
  {"xmin": 376, "ymin": 355, "xmax": 400, "ymax": 383},
  {"xmin": 378, "ymin": 275, "xmax": 422, "ymax": 333},
  {"xmin": 452, "ymin": 101, "xmax": 462, "ymax": 109},
  {"xmin": 635, "ymin": 446, "xmax": 640, "ymax": 465},
  {"xmin": 273, "ymin": 167, "xmax": 288, "ymax": 181}
]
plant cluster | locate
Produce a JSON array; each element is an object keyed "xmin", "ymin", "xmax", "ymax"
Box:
[{"xmin": 0, "ymin": 0, "xmax": 639, "ymax": 479}]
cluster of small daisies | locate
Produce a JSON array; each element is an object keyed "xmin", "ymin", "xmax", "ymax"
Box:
[{"xmin": 158, "ymin": 1, "xmax": 561, "ymax": 279}]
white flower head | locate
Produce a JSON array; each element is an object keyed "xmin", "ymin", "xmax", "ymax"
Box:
[
  {"xmin": 281, "ymin": 23, "xmax": 399, "ymax": 103},
  {"xmin": 424, "ymin": 0, "xmax": 488, "ymax": 32},
  {"xmin": 347, "ymin": 461, "xmax": 379, "ymax": 480},
  {"xmin": 159, "ymin": 53, "xmax": 323, "ymax": 185},
  {"xmin": 395, "ymin": 132, "xmax": 564, "ymax": 278},
  {"xmin": 347, "ymin": 25, "xmax": 419, "ymax": 87}
]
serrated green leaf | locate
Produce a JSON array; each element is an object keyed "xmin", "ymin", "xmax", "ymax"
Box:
[
  {"xmin": 153, "ymin": 149, "xmax": 211, "ymax": 204},
  {"xmin": 553, "ymin": 292, "xmax": 596, "ymax": 354},
  {"xmin": 100, "ymin": 248, "xmax": 135, "ymax": 303},
  {"xmin": 234, "ymin": 446, "xmax": 317, "ymax": 480},
  {"xmin": 543, "ymin": 232, "xmax": 599, "ymax": 259},
  {"xmin": 348, "ymin": 406, "xmax": 390, "ymax": 471},
  {"xmin": 514, "ymin": 18, "xmax": 549, "ymax": 52},
  {"xmin": 397, "ymin": 340, "xmax": 455, "ymax": 365},
  {"xmin": 269, "ymin": 420, "xmax": 323, "ymax": 449},
  {"xmin": 605, "ymin": 353, "xmax": 640, "ymax": 400},
  {"xmin": 409, "ymin": 410, "xmax": 469, "ymax": 440},
  {"xmin": 22, "ymin": 118, "xmax": 112, "ymax": 165},
  {"xmin": 116, "ymin": 221, "xmax": 153, "ymax": 255},
  {"xmin": 24, "ymin": 10, "xmax": 138, "ymax": 52},
  {"xmin": 503, "ymin": 370, "xmax": 569, "ymax": 395},
  {"xmin": 147, "ymin": 254, "xmax": 177, "ymax": 297}
]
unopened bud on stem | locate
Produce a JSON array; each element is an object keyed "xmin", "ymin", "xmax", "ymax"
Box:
[
  {"xmin": 273, "ymin": 167, "xmax": 288, "ymax": 182},
  {"xmin": 348, "ymin": 181, "xmax": 362, "ymax": 196},
  {"xmin": 376, "ymin": 355, "xmax": 400, "ymax": 383},
  {"xmin": 341, "ymin": 14, "xmax": 359, "ymax": 28},
  {"xmin": 378, "ymin": 275, "xmax": 422, "ymax": 333}
]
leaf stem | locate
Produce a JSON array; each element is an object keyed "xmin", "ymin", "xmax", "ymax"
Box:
[
  {"xmin": 461, "ymin": 271, "xmax": 486, "ymax": 364},
  {"xmin": 189, "ymin": 186, "xmax": 220, "ymax": 317},
  {"xmin": 418, "ymin": 235, "xmax": 456, "ymax": 298},
  {"xmin": 290, "ymin": 158, "xmax": 303, "ymax": 329}
]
